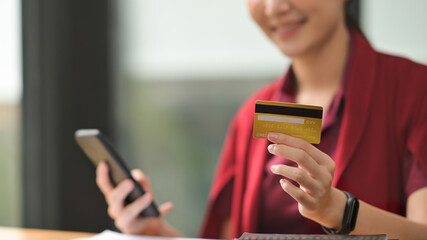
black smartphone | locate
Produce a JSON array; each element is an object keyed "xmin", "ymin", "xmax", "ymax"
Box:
[{"xmin": 75, "ymin": 129, "xmax": 160, "ymax": 217}]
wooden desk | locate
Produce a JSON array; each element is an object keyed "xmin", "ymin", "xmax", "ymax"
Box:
[{"xmin": 0, "ymin": 227, "xmax": 96, "ymax": 240}]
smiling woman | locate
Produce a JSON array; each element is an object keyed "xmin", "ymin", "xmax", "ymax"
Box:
[{"xmin": 97, "ymin": 0, "xmax": 427, "ymax": 239}]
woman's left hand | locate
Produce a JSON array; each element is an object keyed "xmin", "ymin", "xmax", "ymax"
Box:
[{"xmin": 267, "ymin": 132, "xmax": 347, "ymax": 230}]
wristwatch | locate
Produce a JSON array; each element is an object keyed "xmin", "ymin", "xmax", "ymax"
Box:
[{"xmin": 321, "ymin": 191, "xmax": 359, "ymax": 234}]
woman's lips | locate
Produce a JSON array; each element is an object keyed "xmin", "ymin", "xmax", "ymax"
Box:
[{"xmin": 272, "ymin": 19, "xmax": 306, "ymax": 39}]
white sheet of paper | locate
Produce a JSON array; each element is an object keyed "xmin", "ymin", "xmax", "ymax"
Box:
[{"xmin": 73, "ymin": 230, "xmax": 210, "ymax": 240}]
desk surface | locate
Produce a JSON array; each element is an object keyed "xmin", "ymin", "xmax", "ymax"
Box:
[{"xmin": 0, "ymin": 227, "xmax": 96, "ymax": 240}]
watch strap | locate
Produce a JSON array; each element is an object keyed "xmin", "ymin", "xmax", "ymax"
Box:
[{"xmin": 321, "ymin": 191, "xmax": 359, "ymax": 234}]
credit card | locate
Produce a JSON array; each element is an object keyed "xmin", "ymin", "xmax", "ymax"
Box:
[{"xmin": 253, "ymin": 100, "xmax": 323, "ymax": 144}]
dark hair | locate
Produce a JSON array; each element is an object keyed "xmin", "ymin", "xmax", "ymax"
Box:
[{"xmin": 345, "ymin": 0, "xmax": 364, "ymax": 35}]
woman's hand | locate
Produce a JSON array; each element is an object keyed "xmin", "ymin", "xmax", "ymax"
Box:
[
  {"xmin": 96, "ymin": 161, "xmax": 175, "ymax": 236},
  {"xmin": 267, "ymin": 132, "xmax": 347, "ymax": 230}
]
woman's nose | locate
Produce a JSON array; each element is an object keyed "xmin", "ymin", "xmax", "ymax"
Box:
[{"xmin": 265, "ymin": 0, "xmax": 292, "ymax": 17}]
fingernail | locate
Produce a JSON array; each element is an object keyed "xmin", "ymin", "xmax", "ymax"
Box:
[
  {"xmin": 280, "ymin": 179, "xmax": 286, "ymax": 185},
  {"xmin": 270, "ymin": 165, "xmax": 278, "ymax": 172},
  {"xmin": 268, "ymin": 144, "xmax": 275, "ymax": 153},
  {"xmin": 99, "ymin": 161, "xmax": 106, "ymax": 169},
  {"xmin": 269, "ymin": 133, "xmax": 279, "ymax": 140}
]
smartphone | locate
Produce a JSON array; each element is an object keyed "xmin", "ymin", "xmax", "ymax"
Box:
[{"xmin": 75, "ymin": 129, "xmax": 160, "ymax": 217}]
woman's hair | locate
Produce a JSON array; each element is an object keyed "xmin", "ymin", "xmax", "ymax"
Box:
[{"xmin": 345, "ymin": 0, "xmax": 364, "ymax": 35}]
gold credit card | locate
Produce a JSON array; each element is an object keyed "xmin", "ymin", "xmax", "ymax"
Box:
[{"xmin": 253, "ymin": 101, "xmax": 323, "ymax": 144}]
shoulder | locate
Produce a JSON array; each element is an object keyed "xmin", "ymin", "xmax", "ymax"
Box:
[
  {"xmin": 351, "ymin": 30, "xmax": 427, "ymax": 90},
  {"xmin": 371, "ymin": 50, "xmax": 427, "ymax": 117},
  {"xmin": 374, "ymin": 52, "xmax": 427, "ymax": 134},
  {"xmin": 376, "ymin": 51, "xmax": 427, "ymax": 89}
]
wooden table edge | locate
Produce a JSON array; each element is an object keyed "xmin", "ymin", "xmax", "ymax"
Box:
[{"xmin": 0, "ymin": 226, "xmax": 96, "ymax": 240}]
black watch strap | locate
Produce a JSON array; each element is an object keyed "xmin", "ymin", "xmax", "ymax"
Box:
[{"xmin": 321, "ymin": 191, "xmax": 359, "ymax": 235}]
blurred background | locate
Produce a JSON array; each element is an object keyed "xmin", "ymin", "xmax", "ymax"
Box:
[{"xmin": 0, "ymin": 0, "xmax": 426, "ymax": 237}]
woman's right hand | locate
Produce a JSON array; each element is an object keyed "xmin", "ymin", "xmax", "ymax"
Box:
[{"xmin": 96, "ymin": 161, "xmax": 174, "ymax": 236}]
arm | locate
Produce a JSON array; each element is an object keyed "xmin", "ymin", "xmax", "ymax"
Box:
[
  {"xmin": 267, "ymin": 133, "xmax": 427, "ymax": 240},
  {"xmin": 352, "ymin": 187, "xmax": 427, "ymax": 239},
  {"xmin": 221, "ymin": 218, "xmax": 231, "ymax": 240}
]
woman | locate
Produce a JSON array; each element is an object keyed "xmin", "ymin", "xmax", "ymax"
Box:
[{"xmin": 96, "ymin": 0, "xmax": 427, "ymax": 239}]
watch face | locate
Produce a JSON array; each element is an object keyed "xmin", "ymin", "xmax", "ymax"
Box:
[
  {"xmin": 322, "ymin": 192, "xmax": 360, "ymax": 234},
  {"xmin": 349, "ymin": 198, "xmax": 360, "ymax": 230},
  {"xmin": 338, "ymin": 191, "xmax": 359, "ymax": 234}
]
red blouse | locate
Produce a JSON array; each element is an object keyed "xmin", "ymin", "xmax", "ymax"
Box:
[{"xmin": 200, "ymin": 30, "xmax": 427, "ymax": 238}]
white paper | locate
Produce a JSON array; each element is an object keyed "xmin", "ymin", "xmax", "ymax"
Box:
[{"xmin": 74, "ymin": 230, "xmax": 209, "ymax": 240}]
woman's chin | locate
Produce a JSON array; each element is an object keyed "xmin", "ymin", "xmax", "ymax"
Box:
[{"xmin": 277, "ymin": 44, "xmax": 306, "ymax": 58}]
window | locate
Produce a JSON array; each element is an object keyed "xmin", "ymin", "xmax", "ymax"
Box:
[
  {"xmin": 0, "ymin": 0, "xmax": 22, "ymax": 227},
  {"xmin": 362, "ymin": 0, "xmax": 427, "ymax": 64}
]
